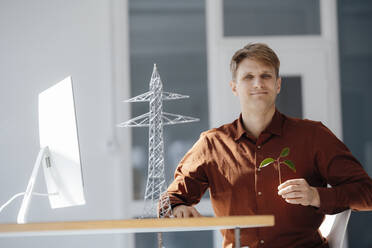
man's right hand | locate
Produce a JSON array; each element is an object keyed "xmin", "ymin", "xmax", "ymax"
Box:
[{"xmin": 173, "ymin": 205, "xmax": 202, "ymax": 218}]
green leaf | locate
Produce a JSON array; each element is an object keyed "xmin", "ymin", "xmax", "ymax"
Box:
[
  {"xmin": 283, "ymin": 160, "xmax": 296, "ymax": 172},
  {"xmin": 259, "ymin": 158, "xmax": 275, "ymax": 168},
  {"xmin": 280, "ymin": 147, "xmax": 290, "ymax": 158}
]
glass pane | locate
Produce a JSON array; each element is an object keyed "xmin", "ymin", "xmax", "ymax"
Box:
[
  {"xmin": 223, "ymin": 0, "xmax": 321, "ymax": 36},
  {"xmin": 338, "ymin": 1, "xmax": 372, "ymax": 245},
  {"xmin": 276, "ymin": 76, "xmax": 303, "ymax": 118},
  {"xmin": 136, "ymin": 231, "xmax": 214, "ymax": 248},
  {"xmin": 129, "ymin": 0, "xmax": 209, "ymax": 201}
]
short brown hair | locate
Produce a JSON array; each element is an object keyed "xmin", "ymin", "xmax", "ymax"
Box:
[{"xmin": 230, "ymin": 43, "xmax": 280, "ymax": 80}]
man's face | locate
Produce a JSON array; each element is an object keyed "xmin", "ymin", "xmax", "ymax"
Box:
[{"xmin": 230, "ymin": 58, "xmax": 281, "ymax": 112}]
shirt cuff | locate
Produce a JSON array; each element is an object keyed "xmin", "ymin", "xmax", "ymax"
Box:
[
  {"xmin": 315, "ymin": 187, "xmax": 337, "ymax": 214},
  {"xmin": 168, "ymin": 194, "xmax": 189, "ymax": 209}
]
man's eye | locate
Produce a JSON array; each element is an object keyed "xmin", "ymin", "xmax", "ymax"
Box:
[
  {"xmin": 245, "ymin": 75, "xmax": 254, "ymax": 80},
  {"xmin": 262, "ymin": 74, "xmax": 272, "ymax": 79}
]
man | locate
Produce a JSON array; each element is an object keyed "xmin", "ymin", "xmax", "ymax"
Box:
[{"xmin": 166, "ymin": 43, "xmax": 372, "ymax": 247}]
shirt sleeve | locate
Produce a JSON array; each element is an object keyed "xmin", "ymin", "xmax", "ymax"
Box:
[
  {"xmin": 166, "ymin": 133, "xmax": 212, "ymax": 208},
  {"xmin": 314, "ymin": 122, "xmax": 372, "ymax": 214}
]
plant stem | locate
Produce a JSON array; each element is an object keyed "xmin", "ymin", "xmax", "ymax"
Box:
[{"xmin": 277, "ymin": 160, "xmax": 282, "ymax": 185}]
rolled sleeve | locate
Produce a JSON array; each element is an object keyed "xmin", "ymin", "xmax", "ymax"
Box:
[
  {"xmin": 167, "ymin": 133, "xmax": 212, "ymax": 208},
  {"xmin": 314, "ymin": 123, "xmax": 372, "ymax": 214}
]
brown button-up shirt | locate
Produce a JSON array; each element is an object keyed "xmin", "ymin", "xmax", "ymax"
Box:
[{"xmin": 167, "ymin": 110, "xmax": 372, "ymax": 248}]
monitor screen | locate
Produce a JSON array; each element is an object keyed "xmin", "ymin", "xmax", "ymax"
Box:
[{"xmin": 38, "ymin": 76, "xmax": 85, "ymax": 209}]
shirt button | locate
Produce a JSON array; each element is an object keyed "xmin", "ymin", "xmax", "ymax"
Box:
[
  {"xmin": 257, "ymin": 145, "xmax": 261, "ymax": 149},
  {"xmin": 260, "ymin": 240, "xmax": 264, "ymax": 244},
  {"xmin": 258, "ymin": 191, "xmax": 262, "ymax": 196}
]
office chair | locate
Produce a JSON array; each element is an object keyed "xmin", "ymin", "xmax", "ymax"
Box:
[{"xmin": 320, "ymin": 209, "xmax": 352, "ymax": 248}]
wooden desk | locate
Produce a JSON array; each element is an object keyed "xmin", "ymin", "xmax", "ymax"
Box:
[{"xmin": 0, "ymin": 215, "xmax": 274, "ymax": 237}]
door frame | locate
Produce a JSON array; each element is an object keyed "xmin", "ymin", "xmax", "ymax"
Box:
[{"xmin": 204, "ymin": 0, "xmax": 343, "ymax": 246}]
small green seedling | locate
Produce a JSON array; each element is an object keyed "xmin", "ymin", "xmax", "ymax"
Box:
[{"xmin": 259, "ymin": 147, "xmax": 296, "ymax": 185}]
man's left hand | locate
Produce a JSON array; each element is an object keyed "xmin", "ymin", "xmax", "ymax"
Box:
[{"xmin": 277, "ymin": 178, "xmax": 320, "ymax": 208}]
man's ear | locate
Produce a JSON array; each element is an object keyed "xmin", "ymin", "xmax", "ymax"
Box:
[
  {"xmin": 230, "ymin": 80, "xmax": 238, "ymax": 96},
  {"xmin": 276, "ymin": 77, "xmax": 282, "ymax": 94}
]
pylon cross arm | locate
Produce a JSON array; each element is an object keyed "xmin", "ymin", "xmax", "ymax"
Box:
[
  {"xmin": 125, "ymin": 91, "xmax": 153, "ymax": 102},
  {"xmin": 124, "ymin": 91, "xmax": 190, "ymax": 103},
  {"xmin": 117, "ymin": 112, "xmax": 150, "ymax": 127},
  {"xmin": 162, "ymin": 112, "xmax": 200, "ymax": 125},
  {"xmin": 162, "ymin": 91, "xmax": 189, "ymax": 101}
]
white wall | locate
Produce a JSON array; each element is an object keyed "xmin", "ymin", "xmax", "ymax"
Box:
[{"xmin": 0, "ymin": 0, "xmax": 131, "ymax": 247}]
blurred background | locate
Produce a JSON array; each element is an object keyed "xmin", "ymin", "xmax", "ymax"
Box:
[{"xmin": 0, "ymin": 0, "xmax": 371, "ymax": 247}]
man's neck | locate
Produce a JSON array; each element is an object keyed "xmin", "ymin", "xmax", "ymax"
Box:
[{"xmin": 241, "ymin": 106, "xmax": 276, "ymax": 139}]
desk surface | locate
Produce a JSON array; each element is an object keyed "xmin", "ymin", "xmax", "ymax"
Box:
[{"xmin": 0, "ymin": 215, "xmax": 274, "ymax": 237}]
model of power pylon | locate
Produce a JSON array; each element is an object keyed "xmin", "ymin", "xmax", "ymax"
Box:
[{"xmin": 118, "ymin": 64, "xmax": 199, "ymax": 220}]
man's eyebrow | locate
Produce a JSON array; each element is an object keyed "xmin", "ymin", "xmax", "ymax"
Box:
[
  {"xmin": 240, "ymin": 71, "xmax": 273, "ymax": 77},
  {"xmin": 240, "ymin": 72, "xmax": 254, "ymax": 77}
]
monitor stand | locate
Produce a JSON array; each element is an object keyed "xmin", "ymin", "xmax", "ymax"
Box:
[{"xmin": 17, "ymin": 147, "xmax": 51, "ymax": 224}]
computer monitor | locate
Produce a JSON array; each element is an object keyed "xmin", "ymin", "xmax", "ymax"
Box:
[{"xmin": 17, "ymin": 76, "xmax": 86, "ymax": 224}]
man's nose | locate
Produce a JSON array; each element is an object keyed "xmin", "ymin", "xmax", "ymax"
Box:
[{"xmin": 252, "ymin": 78, "xmax": 264, "ymax": 88}]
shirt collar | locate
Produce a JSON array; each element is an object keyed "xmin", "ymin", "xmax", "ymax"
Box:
[{"xmin": 234, "ymin": 108, "xmax": 284, "ymax": 141}]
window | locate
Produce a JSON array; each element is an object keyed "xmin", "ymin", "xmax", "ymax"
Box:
[
  {"xmin": 276, "ymin": 76, "xmax": 303, "ymax": 118},
  {"xmin": 129, "ymin": 0, "xmax": 212, "ymax": 246},
  {"xmin": 223, "ymin": 0, "xmax": 321, "ymax": 36},
  {"xmin": 129, "ymin": 0, "xmax": 209, "ymax": 201}
]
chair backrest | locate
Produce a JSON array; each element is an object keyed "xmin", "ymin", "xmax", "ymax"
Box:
[{"xmin": 326, "ymin": 209, "xmax": 352, "ymax": 248}]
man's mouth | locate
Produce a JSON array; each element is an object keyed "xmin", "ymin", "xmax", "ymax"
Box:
[{"xmin": 250, "ymin": 91, "xmax": 268, "ymax": 95}]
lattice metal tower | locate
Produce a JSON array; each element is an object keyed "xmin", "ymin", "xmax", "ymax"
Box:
[{"xmin": 118, "ymin": 64, "xmax": 199, "ymax": 218}]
